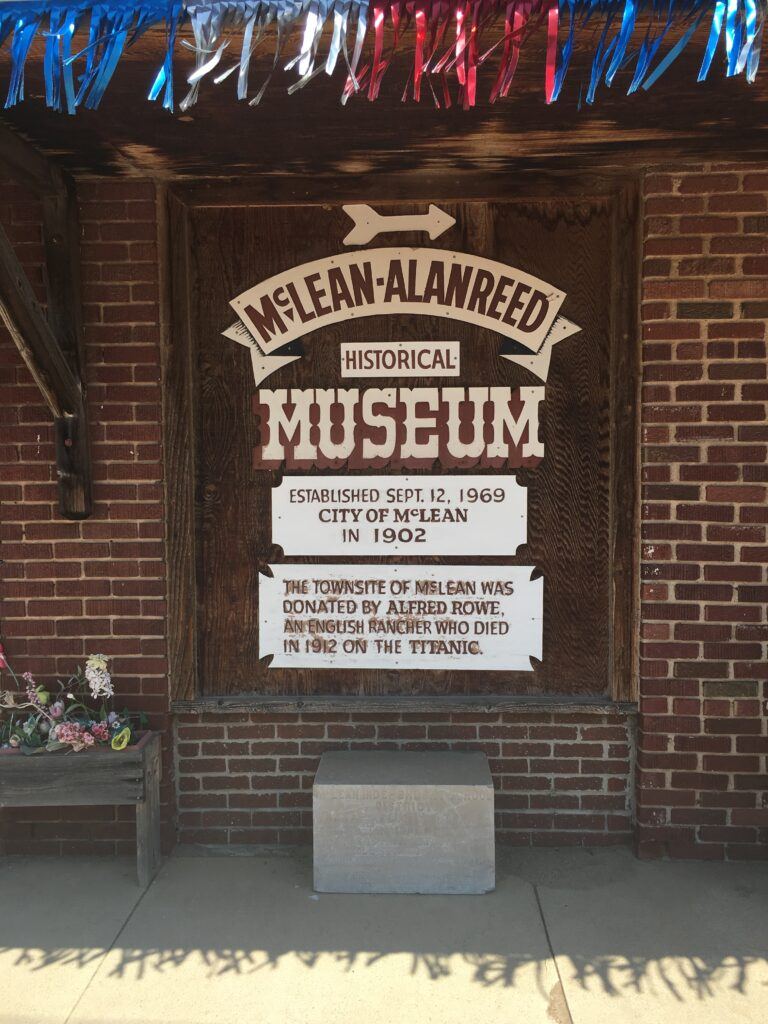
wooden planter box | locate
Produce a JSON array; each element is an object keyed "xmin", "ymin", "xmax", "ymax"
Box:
[{"xmin": 0, "ymin": 731, "xmax": 162, "ymax": 886}]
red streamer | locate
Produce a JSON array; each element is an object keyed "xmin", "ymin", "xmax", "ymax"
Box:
[
  {"xmin": 545, "ymin": 0, "xmax": 558, "ymax": 103},
  {"xmin": 413, "ymin": 6, "xmax": 426, "ymax": 99},
  {"xmin": 368, "ymin": 6, "xmax": 385, "ymax": 98}
]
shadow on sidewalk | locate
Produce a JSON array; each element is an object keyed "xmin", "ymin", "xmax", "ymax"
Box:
[{"xmin": 1, "ymin": 846, "xmax": 766, "ymax": 1011}]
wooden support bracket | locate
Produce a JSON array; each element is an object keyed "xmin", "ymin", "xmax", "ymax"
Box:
[{"xmin": 0, "ymin": 121, "xmax": 91, "ymax": 519}]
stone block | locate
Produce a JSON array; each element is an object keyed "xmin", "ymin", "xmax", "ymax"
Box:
[{"xmin": 313, "ymin": 750, "xmax": 495, "ymax": 894}]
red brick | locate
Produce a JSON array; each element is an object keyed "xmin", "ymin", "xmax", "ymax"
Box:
[{"xmin": 678, "ymin": 174, "xmax": 739, "ymax": 193}]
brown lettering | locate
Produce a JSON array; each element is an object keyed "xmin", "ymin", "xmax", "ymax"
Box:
[
  {"xmin": 444, "ymin": 263, "xmax": 473, "ymax": 308},
  {"xmin": 487, "ymin": 275, "xmax": 514, "ymax": 321},
  {"xmin": 406, "ymin": 259, "xmax": 424, "ymax": 302},
  {"xmin": 465, "ymin": 269, "xmax": 496, "ymax": 316},
  {"xmin": 422, "ymin": 260, "xmax": 446, "ymax": 304},
  {"xmin": 328, "ymin": 267, "xmax": 355, "ymax": 311},
  {"xmin": 349, "ymin": 261, "xmax": 374, "ymax": 306},
  {"xmin": 305, "ymin": 272, "xmax": 332, "ymax": 317},
  {"xmin": 517, "ymin": 289, "xmax": 550, "ymax": 333},
  {"xmin": 285, "ymin": 281, "xmax": 315, "ymax": 324},
  {"xmin": 502, "ymin": 281, "xmax": 531, "ymax": 326},
  {"xmin": 244, "ymin": 296, "xmax": 286, "ymax": 344},
  {"xmin": 384, "ymin": 260, "xmax": 408, "ymax": 302}
]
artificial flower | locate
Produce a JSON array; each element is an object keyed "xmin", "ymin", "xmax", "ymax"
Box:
[
  {"xmin": 91, "ymin": 721, "xmax": 110, "ymax": 742},
  {"xmin": 85, "ymin": 654, "xmax": 114, "ymax": 700},
  {"xmin": 56, "ymin": 722, "xmax": 90, "ymax": 752},
  {"xmin": 111, "ymin": 727, "xmax": 131, "ymax": 751}
]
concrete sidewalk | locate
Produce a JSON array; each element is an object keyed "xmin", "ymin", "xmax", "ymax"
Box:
[{"xmin": 1, "ymin": 846, "xmax": 766, "ymax": 1024}]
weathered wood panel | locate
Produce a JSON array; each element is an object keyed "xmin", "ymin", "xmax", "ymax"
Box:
[
  {"xmin": 174, "ymin": 694, "xmax": 638, "ymax": 714},
  {"xmin": 0, "ymin": 732, "xmax": 157, "ymax": 807},
  {"xmin": 136, "ymin": 736, "xmax": 162, "ymax": 887},
  {"xmin": 609, "ymin": 187, "xmax": 641, "ymax": 702},
  {"xmin": 165, "ymin": 194, "xmax": 200, "ymax": 702}
]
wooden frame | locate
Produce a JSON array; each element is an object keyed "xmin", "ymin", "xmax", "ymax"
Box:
[
  {"xmin": 164, "ymin": 172, "xmax": 640, "ymax": 708},
  {"xmin": 0, "ymin": 732, "xmax": 162, "ymax": 886},
  {"xmin": 0, "ymin": 121, "xmax": 91, "ymax": 519}
]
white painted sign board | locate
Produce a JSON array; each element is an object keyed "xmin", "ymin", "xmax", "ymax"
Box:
[
  {"xmin": 272, "ymin": 475, "xmax": 528, "ymax": 556},
  {"xmin": 259, "ymin": 564, "xmax": 543, "ymax": 671}
]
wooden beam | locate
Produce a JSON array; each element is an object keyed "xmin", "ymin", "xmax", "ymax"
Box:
[
  {"xmin": 41, "ymin": 177, "xmax": 87, "ymax": 375},
  {"xmin": 0, "ymin": 221, "xmax": 92, "ymax": 518},
  {"xmin": 0, "ymin": 120, "xmax": 93, "ymax": 519},
  {"xmin": 171, "ymin": 694, "xmax": 639, "ymax": 714},
  {"xmin": 0, "ymin": 118, "xmax": 60, "ymax": 195},
  {"xmin": 0, "ymin": 222, "xmax": 79, "ymax": 416}
]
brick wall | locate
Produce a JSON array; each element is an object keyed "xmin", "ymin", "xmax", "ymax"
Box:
[
  {"xmin": 0, "ymin": 179, "xmax": 173, "ymax": 854},
  {"xmin": 1, "ymin": 168, "xmax": 766, "ymax": 858},
  {"xmin": 175, "ymin": 711, "xmax": 633, "ymax": 847},
  {"xmin": 639, "ymin": 165, "xmax": 768, "ymax": 860}
]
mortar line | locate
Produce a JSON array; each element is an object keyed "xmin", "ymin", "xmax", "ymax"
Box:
[
  {"xmin": 533, "ymin": 882, "xmax": 576, "ymax": 1024},
  {"xmin": 62, "ymin": 868, "xmax": 160, "ymax": 1024}
]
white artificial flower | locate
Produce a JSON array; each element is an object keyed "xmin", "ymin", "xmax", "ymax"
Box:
[{"xmin": 85, "ymin": 655, "xmax": 114, "ymax": 700}]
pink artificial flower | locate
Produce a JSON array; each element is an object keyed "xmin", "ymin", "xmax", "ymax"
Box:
[
  {"xmin": 56, "ymin": 721, "xmax": 89, "ymax": 751},
  {"xmin": 50, "ymin": 701, "xmax": 65, "ymax": 719},
  {"xmin": 21, "ymin": 672, "xmax": 37, "ymax": 704},
  {"xmin": 0, "ymin": 643, "xmax": 7, "ymax": 670},
  {"xmin": 90, "ymin": 722, "xmax": 109, "ymax": 742},
  {"xmin": 82, "ymin": 732, "xmax": 95, "ymax": 747}
]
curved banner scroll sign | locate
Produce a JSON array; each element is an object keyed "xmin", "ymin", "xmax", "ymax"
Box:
[{"xmin": 224, "ymin": 205, "xmax": 581, "ymax": 384}]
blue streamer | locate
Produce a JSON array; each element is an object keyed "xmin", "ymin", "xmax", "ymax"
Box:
[
  {"xmin": 725, "ymin": 0, "xmax": 739, "ymax": 72},
  {"xmin": 605, "ymin": 0, "xmax": 637, "ymax": 85},
  {"xmin": 148, "ymin": 2, "xmax": 182, "ymax": 107},
  {"xmin": 551, "ymin": 0, "xmax": 576, "ymax": 101},
  {"xmin": 698, "ymin": 0, "xmax": 726, "ymax": 78},
  {"xmin": 642, "ymin": 7, "xmax": 707, "ymax": 88},
  {"xmin": 586, "ymin": 14, "xmax": 617, "ymax": 103},
  {"xmin": 6, "ymin": 14, "xmax": 42, "ymax": 106}
]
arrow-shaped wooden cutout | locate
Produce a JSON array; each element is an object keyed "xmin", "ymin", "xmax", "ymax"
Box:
[
  {"xmin": 223, "ymin": 321, "xmax": 300, "ymax": 385},
  {"xmin": 343, "ymin": 204, "xmax": 456, "ymax": 246},
  {"xmin": 500, "ymin": 316, "xmax": 582, "ymax": 383}
]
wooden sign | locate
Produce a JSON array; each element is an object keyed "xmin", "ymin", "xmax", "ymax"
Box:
[
  {"xmin": 221, "ymin": 205, "xmax": 584, "ymax": 677},
  {"xmin": 167, "ymin": 188, "xmax": 638, "ymax": 700}
]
